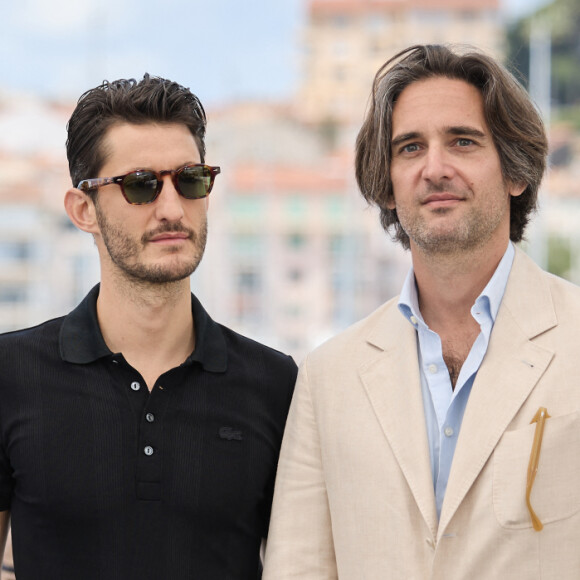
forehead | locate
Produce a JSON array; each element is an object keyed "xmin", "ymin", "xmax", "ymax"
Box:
[
  {"xmin": 100, "ymin": 122, "xmax": 200, "ymax": 173},
  {"xmin": 392, "ymin": 77, "xmax": 488, "ymax": 135}
]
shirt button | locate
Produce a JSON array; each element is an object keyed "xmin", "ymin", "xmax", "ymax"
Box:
[
  {"xmin": 410, "ymin": 316, "xmax": 418, "ymax": 325},
  {"xmin": 131, "ymin": 381, "xmax": 141, "ymax": 391},
  {"xmin": 144, "ymin": 446, "xmax": 154, "ymax": 456},
  {"xmin": 146, "ymin": 413, "xmax": 155, "ymax": 423},
  {"xmin": 428, "ymin": 364, "xmax": 438, "ymax": 374},
  {"xmin": 444, "ymin": 426, "xmax": 454, "ymax": 437}
]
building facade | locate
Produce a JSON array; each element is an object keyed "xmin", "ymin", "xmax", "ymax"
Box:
[{"xmin": 297, "ymin": 0, "xmax": 503, "ymax": 125}]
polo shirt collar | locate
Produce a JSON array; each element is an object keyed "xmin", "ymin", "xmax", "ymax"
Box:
[{"xmin": 59, "ymin": 283, "xmax": 227, "ymax": 372}]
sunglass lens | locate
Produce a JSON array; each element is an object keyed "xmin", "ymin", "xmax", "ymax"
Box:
[
  {"xmin": 123, "ymin": 171, "xmax": 159, "ymax": 204},
  {"xmin": 178, "ymin": 166, "xmax": 211, "ymax": 199}
]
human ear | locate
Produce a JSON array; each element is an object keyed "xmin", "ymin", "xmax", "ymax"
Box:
[
  {"xmin": 64, "ymin": 188, "xmax": 100, "ymax": 234},
  {"xmin": 508, "ymin": 181, "xmax": 527, "ymax": 198},
  {"xmin": 386, "ymin": 194, "xmax": 397, "ymax": 210}
]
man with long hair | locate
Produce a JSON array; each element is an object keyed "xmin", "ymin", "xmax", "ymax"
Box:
[{"xmin": 264, "ymin": 45, "xmax": 580, "ymax": 579}]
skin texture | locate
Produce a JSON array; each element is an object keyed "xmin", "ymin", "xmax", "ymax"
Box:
[
  {"xmin": 388, "ymin": 77, "xmax": 526, "ymax": 385},
  {"xmin": 389, "ymin": 77, "xmax": 524, "ymax": 263},
  {"xmin": 64, "ymin": 122, "xmax": 211, "ymax": 389},
  {"xmin": 91, "ymin": 122, "xmax": 209, "ymax": 287}
]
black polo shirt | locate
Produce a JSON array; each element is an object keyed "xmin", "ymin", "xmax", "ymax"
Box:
[{"xmin": 0, "ymin": 285, "xmax": 297, "ymax": 580}]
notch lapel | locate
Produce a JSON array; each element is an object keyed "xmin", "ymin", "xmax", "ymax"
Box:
[
  {"xmin": 358, "ymin": 302, "xmax": 439, "ymax": 536},
  {"xmin": 438, "ymin": 249, "xmax": 557, "ymax": 536}
]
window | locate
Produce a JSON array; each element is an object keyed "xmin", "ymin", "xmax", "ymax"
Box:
[
  {"xmin": 232, "ymin": 234, "xmax": 263, "ymax": 257},
  {"xmin": 331, "ymin": 14, "xmax": 348, "ymax": 28},
  {"xmin": 237, "ymin": 270, "xmax": 261, "ymax": 291},
  {"xmin": 288, "ymin": 268, "xmax": 304, "ymax": 282},
  {"xmin": 0, "ymin": 241, "xmax": 30, "ymax": 262},
  {"xmin": 0, "ymin": 285, "xmax": 27, "ymax": 303},
  {"xmin": 287, "ymin": 233, "xmax": 307, "ymax": 250}
]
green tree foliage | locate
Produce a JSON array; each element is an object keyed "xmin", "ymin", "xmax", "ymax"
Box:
[
  {"xmin": 547, "ymin": 236, "xmax": 572, "ymax": 279},
  {"xmin": 507, "ymin": 0, "xmax": 580, "ymax": 108}
]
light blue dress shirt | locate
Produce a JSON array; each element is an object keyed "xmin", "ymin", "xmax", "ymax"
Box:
[{"xmin": 397, "ymin": 243, "xmax": 515, "ymax": 518}]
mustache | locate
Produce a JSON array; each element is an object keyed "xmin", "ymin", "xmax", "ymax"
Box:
[
  {"xmin": 419, "ymin": 182, "xmax": 467, "ymax": 203},
  {"xmin": 141, "ymin": 222, "xmax": 195, "ymax": 243},
  {"xmin": 424, "ymin": 182, "xmax": 463, "ymax": 195}
]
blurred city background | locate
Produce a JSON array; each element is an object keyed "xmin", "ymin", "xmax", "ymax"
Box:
[
  {"xmin": 2, "ymin": 0, "xmax": 579, "ymax": 575},
  {"xmin": 1, "ymin": 0, "xmax": 579, "ymax": 364}
]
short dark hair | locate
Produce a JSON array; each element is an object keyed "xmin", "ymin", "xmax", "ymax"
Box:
[
  {"xmin": 66, "ymin": 74, "xmax": 207, "ymax": 189},
  {"xmin": 355, "ymin": 44, "xmax": 548, "ymax": 249}
]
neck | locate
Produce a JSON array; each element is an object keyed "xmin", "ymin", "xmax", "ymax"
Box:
[
  {"xmin": 96, "ymin": 274, "xmax": 195, "ymax": 389},
  {"xmin": 411, "ymin": 240, "xmax": 508, "ymax": 331}
]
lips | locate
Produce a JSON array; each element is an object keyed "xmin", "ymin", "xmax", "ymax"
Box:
[
  {"xmin": 149, "ymin": 232, "xmax": 189, "ymax": 241},
  {"xmin": 147, "ymin": 231, "xmax": 191, "ymax": 245},
  {"xmin": 422, "ymin": 193, "xmax": 464, "ymax": 204},
  {"xmin": 142, "ymin": 223, "xmax": 195, "ymax": 245},
  {"xmin": 423, "ymin": 192, "xmax": 462, "ymax": 203}
]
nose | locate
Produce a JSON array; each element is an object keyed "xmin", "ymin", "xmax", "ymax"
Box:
[
  {"xmin": 153, "ymin": 176, "xmax": 185, "ymax": 222},
  {"xmin": 421, "ymin": 145, "xmax": 455, "ymax": 183}
]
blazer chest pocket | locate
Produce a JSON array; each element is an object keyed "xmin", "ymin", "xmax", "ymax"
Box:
[{"xmin": 493, "ymin": 411, "xmax": 580, "ymax": 529}]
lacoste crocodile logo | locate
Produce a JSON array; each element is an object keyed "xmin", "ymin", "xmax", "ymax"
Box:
[{"xmin": 218, "ymin": 426, "xmax": 243, "ymax": 441}]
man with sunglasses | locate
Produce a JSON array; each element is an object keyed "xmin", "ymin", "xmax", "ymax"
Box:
[{"xmin": 0, "ymin": 75, "xmax": 297, "ymax": 579}]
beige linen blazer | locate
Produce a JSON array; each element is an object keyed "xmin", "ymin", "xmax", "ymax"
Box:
[{"xmin": 264, "ymin": 248, "xmax": 580, "ymax": 580}]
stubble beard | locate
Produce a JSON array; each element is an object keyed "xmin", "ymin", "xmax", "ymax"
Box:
[
  {"xmin": 398, "ymin": 187, "xmax": 509, "ymax": 257},
  {"xmin": 95, "ymin": 204, "xmax": 207, "ymax": 285}
]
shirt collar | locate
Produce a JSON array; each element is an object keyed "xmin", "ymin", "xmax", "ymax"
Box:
[
  {"xmin": 59, "ymin": 283, "xmax": 227, "ymax": 372},
  {"xmin": 477, "ymin": 242, "xmax": 515, "ymax": 322},
  {"xmin": 398, "ymin": 242, "xmax": 515, "ymax": 328}
]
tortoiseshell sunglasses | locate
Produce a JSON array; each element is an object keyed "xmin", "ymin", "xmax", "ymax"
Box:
[{"xmin": 77, "ymin": 164, "xmax": 221, "ymax": 205}]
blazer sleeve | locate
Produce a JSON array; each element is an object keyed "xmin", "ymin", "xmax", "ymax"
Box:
[{"xmin": 263, "ymin": 355, "xmax": 338, "ymax": 579}]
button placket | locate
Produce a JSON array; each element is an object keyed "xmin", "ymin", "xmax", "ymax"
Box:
[
  {"xmin": 135, "ymin": 382, "xmax": 168, "ymax": 501},
  {"xmin": 142, "ymin": 400, "xmax": 157, "ymax": 462}
]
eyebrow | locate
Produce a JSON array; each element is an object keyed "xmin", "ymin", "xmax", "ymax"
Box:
[
  {"xmin": 446, "ymin": 126, "xmax": 486, "ymax": 139},
  {"xmin": 391, "ymin": 131, "xmax": 421, "ymax": 150},
  {"xmin": 391, "ymin": 126, "xmax": 487, "ymax": 150}
]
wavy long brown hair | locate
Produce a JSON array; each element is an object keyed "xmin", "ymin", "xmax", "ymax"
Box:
[{"xmin": 355, "ymin": 44, "xmax": 548, "ymax": 249}]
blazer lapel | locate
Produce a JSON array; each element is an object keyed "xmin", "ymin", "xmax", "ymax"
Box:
[
  {"xmin": 359, "ymin": 302, "xmax": 439, "ymax": 536},
  {"xmin": 438, "ymin": 248, "xmax": 557, "ymax": 536}
]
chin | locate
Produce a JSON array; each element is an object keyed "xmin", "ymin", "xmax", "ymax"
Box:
[{"xmin": 121, "ymin": 257, "xmax": 203, "ymax": 285}]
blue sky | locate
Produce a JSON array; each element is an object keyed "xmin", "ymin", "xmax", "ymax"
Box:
[{"xmin": 0, "ymin": 0, "xmax": 551, "ymax": 107}]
